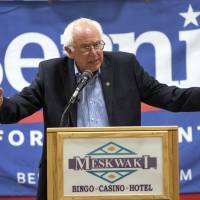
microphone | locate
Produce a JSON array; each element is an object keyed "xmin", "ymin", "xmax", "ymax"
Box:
[
  {"xmin": 69, "ymin": 70, "xmax": 93, "ymax": 104},
  {"xmin": 59, "ymin": 70, "xmax": 93, "ymax": 127}
]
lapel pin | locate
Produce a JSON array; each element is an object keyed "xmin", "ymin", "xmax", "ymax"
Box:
[{"xmin": 106, "ymin": 82, "xmax": 110, "ymax": 86}]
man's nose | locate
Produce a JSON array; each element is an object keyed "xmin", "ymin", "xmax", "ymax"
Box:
[{"xmin": 89, "ymin": 46, "xmax": 98, "ymax": 54}]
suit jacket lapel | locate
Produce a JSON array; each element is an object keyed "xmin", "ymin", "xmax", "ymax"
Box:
[
  {"xmin": 59, "ymin": 57, "xmax": 77, "ymax": 126},
  {"xmin": 100, "ymin": 57, "xmax": 113, "ymax": 125}
]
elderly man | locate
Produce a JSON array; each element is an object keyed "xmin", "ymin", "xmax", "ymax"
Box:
[{"xmin": 1, "ymin": 18, "xmax": 200, "ymax": 200}]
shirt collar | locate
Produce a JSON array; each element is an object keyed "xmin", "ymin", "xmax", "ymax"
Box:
[
  {"xmin": 74, "ymin": 62, "xmax": 81, "ymax": 76},
  {"xmin": 74, "ymin": 62, "xmax": 101, "ymax": 78}
]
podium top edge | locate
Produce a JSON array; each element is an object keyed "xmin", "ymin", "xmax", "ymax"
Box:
[{"xmin": 47, "ymin": 126, "xmax": 178, "ymax": 132}]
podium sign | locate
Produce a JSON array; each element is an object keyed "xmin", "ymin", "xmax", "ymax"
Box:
[{"xmin": 47, "ymin": 126, "xmax": 179, "ymax": 200}]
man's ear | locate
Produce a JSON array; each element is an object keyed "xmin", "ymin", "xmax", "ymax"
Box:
[{"xmin": 65, "ymin": 46, "xmax": 74, "ymax": 59}]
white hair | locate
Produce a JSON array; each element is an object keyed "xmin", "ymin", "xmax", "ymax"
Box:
[{"xmin": 62, "ymin": 18, "xmax": 104, "ymax": 56}]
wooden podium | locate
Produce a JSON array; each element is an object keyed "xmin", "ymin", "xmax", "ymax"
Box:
[{"xmin": 47, "ymin": 126, "xmax": 179, "ymax": 200}]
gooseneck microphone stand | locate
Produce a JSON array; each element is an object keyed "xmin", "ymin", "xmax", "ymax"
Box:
[{"xmin": 59, "ymin": 70, "xmax": 93, "ymax": 127}]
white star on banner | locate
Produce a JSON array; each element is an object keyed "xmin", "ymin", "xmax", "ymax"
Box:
[{"xmin": 179, "ymin": 4, "xmax": 200, "ymax": 27}]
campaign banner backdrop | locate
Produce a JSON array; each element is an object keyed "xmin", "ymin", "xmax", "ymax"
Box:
[{"xmin": 0, "ymin": 0, "xmax": 200, "ymax": 196}]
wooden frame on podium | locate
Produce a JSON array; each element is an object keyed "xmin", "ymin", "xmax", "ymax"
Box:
[{"xmin": 47, "ymin": 126, "xmax": 179, "ymax": 200}]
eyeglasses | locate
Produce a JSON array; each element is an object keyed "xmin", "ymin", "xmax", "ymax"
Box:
[{"xmin": 75, "ymin": 40, "xmax": 105, "ymax": 54}]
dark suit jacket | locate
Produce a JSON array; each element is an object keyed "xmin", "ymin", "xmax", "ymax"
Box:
[{"xmin": 1, "ymin": 51, "xmax": 200, "ymax": 200}]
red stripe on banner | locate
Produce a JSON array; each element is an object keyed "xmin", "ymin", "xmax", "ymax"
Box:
[
  {"xmin": 17, "ymin": 103, "xmax": 160, "ymax": 124},
  {"xmin": 0, "ymin": 198, "xmax": 35, "ymax": 200},
  {"xmin": 141, "ymin": 103, "xmax": 161, "ymax": 112},
  {"xmin": 1, "ymin": 194, "xmax": 200, "ymax": 200},
  {"xmin": 17, "ymin": 103, "xmax": 159, "ymax": 124},
  {"xmin": 19, "ymin": 111, "xmax": 43, "ymax": 123},
  {"xmin": 180, "ymin": 193, "xmax": 200, "ymax": 200}
]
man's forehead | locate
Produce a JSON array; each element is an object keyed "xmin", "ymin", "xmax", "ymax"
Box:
[{"xmin": 73, "ymin": 33, "xmax": 101, "ymax": 46}]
